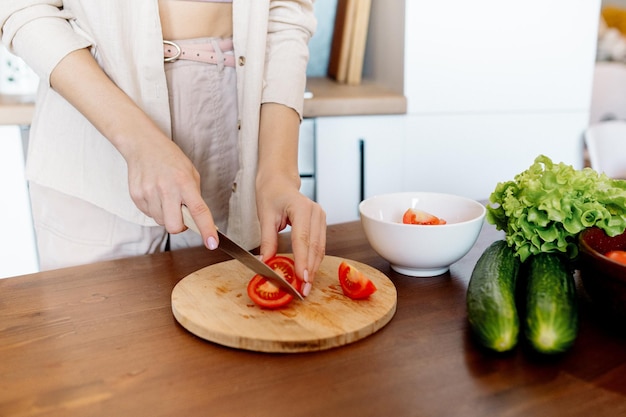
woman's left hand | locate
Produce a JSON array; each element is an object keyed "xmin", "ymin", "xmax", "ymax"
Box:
[
  {"xmin": 256, "ymin": 177, "xmax": 326, "ymax": 297},
  {"xmin": 256, "ymin": 103, "xmax": 326, "ymax": 297}
]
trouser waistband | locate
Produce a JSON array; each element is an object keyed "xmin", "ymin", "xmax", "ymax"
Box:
[{"xmin": 163, "ymin": 39, "xmax": 235, "ymax": 67}]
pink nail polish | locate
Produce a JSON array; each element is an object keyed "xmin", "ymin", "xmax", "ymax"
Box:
[
  {"xmin": 207, "ymin": 236, "xmax": 218, "ymax": 250},
  {"xmin": 302, "ymin": 282, "xmax": 312, "ymax": 297}
]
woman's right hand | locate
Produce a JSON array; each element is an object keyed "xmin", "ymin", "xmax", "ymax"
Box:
[
  {"xmin": 49, "ymin": 48, "xmax": 219, "ymax": 250},
  {"xmin": 124, "ymin": 131, "xmax": 219, "ymax": 249},
  {"xmin": 123, "ymin": 131, "xmax": 211, "ymax": 227}
]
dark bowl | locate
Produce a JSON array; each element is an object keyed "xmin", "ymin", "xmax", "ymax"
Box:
[{"xmin": 578, "ymin": 227, "xmax": 626, "ymax": 320}]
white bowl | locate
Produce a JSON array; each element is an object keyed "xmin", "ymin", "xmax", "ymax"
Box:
[{"xmin": 359, "ymin": 192, "xmax": 486, "ymax": 277}]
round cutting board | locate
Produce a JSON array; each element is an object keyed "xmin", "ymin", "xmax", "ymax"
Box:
[{"xmin": 171, "ymin": 255, "xmax": 397, "ymax": 353}]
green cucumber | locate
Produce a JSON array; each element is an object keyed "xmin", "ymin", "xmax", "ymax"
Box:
[
  {"xmin": 466, "ymin": 240, "xmax": 521, "ymax": 352},
  {"xmin": 524, "ymin": 253, "xmax": 578, "ymax": 354}
]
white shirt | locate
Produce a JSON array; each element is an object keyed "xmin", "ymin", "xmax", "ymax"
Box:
[{"xmin": 0, "ymin": 0, "xmax": 316, "ymax": 249}]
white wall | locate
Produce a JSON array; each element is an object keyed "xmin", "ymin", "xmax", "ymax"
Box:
[{"xmin": 377, "ymin": 0, "xmax": 599, "ymax": 201}]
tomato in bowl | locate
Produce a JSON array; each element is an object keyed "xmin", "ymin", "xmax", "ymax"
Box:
[
  {"xmin": 359, "ymin": 192, "xmax": 486, "ymax": 277},
  {"xmin": 578, "ymin": 227, "xmax": 626, "ymax": 320}
]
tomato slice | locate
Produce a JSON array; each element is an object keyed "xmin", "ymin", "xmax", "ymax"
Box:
[
  {"xmin": 338, "ymin": 261, "xmax": 377, "ymax": 299},
  {"xmin": 247, "ymin": 255, "xmax": 301, "ymax": 309},
  {"xmin": 402, "ymin": 208, "xmax": 446, "ymax": 225},
  {"xmin": 605, "ymin": 250, "xmax": 626, "ymax": 265}
]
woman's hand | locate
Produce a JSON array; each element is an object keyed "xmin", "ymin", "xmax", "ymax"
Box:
[
  {"xmin": 49, "ymin": 48, "xmax": 219, "ymax": 250},
  {"xmin": 256, "ymin": 103, "xmax": 326, "ymax": 297},
  {"xmin": 123, "ymin": 128, "xmax": 219, "ymax": 250},
  {"xmin": 256, "ymin": 175, "xmax": 326, "ymax": 297}
]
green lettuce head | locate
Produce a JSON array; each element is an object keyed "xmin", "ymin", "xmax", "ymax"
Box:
[{"xmin": 486, "ymin": 155, "xmax": 626, "ymax": 262}]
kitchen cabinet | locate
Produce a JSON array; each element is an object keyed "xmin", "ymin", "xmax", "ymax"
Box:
[
  {"xmin": 313, "ymin": 0, "xmax": 600, "ymax": 223},
  {"xmin": 0, "ymin": 125, "xmax": 38, "ymax": 278},
  {"xmin": 298, "ymin": 118, "xmax": 316, "ymax": 201},
  {"xmin": 315, "ymin": 115, "xmax": 405, "ymax": 225},
  {"xmin": 0, "ymin": 47, "xmax": 39, "ymax": 278}
]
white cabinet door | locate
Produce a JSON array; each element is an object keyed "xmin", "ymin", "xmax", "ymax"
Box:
[
  {"xmin": 315, "ymin": 115, "xmax": 405, "ymax": 224},
  {"xmin": 298, "ymin": 119, "xmax": 316, "ymax": 201},
  {"xmin": 403, "ymin": 112, "xmax": 588, "ymax": 201},
  {"xmin": 0, "ymin": 126, "xmax": 38, "ymax": 278},
  {"xmin": 298, "ymin": 119, "xmax": 315, "ymax": 177},
  {"xmin": 403, "ymin": 0, "xmax": 600, "ymax": 114}
]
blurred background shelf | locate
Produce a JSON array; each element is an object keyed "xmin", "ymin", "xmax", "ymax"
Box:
[
  {"xmin": 303, "ymin": 77, "xmax": 406, "ymax": 117},
  {"xmin": 0, "ymin": 78, "xmax": 407, "ymax": 126},
  {"xmin": 0, "ymin": 94, "xmax": 35, "ymax": 125}
]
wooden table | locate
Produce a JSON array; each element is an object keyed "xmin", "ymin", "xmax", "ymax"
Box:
[{"xmin": 2, "ymin": 221, "xmax": 626, "ymax": 417}]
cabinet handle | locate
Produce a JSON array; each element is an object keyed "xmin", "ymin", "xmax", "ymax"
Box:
[{"xmin": 359, "ymin": 139, "xmax": 365, "ymax": 203}]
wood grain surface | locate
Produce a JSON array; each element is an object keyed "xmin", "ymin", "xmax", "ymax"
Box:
[
  {"xmin": 6, "ymin": 222, "xmax": 626, "ymax": 417},
  {"xmin": 171, "ymin": 255, "xmax": 397, "ymax": 352}
]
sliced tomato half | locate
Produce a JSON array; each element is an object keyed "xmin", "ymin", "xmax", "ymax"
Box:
[
  {"xmin": 606, "ymin": 250, "xmax": 626, "ymax": 265},
  {"xmin": 338, "ymin": 261, "xmax": 377, "ymax": 300},
  {"xmin": 402, "ymin": 208, "xmax": 446, "ymax": 225},
  {"xmin": 247, "ymin": 255, "xmax": 301, "ymax": 309}
]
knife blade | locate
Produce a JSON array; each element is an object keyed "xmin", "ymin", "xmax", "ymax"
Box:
[{"xmin": 181, "ymin": 206, "xmax": 303, "ymax": 300}]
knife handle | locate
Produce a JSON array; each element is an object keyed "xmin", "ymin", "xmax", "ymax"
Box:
[{"xmin": 181, "ymin": 205, "xmax": 201, "ymax": 235}]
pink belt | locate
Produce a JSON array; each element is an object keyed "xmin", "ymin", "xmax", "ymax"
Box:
[{"xmin": 163, "ymin": 39, "xmax": 236, "ymax": 67}]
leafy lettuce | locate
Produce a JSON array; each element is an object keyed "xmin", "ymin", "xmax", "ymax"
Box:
[{"xmin": 487, "ymin": 155, "xmax": 626, "ymax": 262}]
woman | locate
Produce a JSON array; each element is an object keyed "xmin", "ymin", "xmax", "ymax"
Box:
[{"xmin": 0, "ymin": 0, "xmax": 325, "ymax": 296}]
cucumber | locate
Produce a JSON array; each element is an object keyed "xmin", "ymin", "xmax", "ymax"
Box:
[
  {"xmin": 524, "ymin": 253, "xmax": 578, "ymax": 354},
  {"xmin": 466, "ymin": 240, "xmax": 521, "ymax": 352}
]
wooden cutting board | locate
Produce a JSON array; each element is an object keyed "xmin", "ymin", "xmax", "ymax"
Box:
[{"xmin": 171, "ymin": 255, "xmax": 397, "ymax": 353}]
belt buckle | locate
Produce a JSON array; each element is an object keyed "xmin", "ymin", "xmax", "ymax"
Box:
[{"xmin": 163, "ymin": 40, "xmax": 181, "ymax": 63}]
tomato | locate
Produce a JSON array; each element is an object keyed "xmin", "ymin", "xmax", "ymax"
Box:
[
  {"xmin": 338, "ymin": 261, "xmax": 377, "ymax": 299},
  {"xmin": 247, "ymin": 256, "xmax": 301, "ymax": 309},
  {"xmin": 605, "ymin": 250, "xmax": 626, "ymax": 265},
  {"xmin": 402, "ymin": 208, "xmax": 446, "ymax": 225}
]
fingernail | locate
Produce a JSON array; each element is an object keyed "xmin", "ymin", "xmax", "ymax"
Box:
[
  {"xmin": 207, "ymin": 236, "xmax": 218, "ymax": 250},
  {"xmin": 303, "ymin": 269, "xmax": 310, "ymax": 283},
  {"xmin": 302, "ymin": 282, "xmax": 312, "ymax": 297}
]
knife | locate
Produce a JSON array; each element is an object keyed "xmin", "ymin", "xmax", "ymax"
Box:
[{"xmin": 181, "ymin": 206, "xmax": 303, "ymax": 300}]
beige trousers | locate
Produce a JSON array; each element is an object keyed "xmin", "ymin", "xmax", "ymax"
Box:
[{"xmin": 30, "ymin": 37, "xmax": 239, "ymax": 271}]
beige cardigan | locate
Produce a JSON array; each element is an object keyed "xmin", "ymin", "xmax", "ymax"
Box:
[{"xmin": 0, "ymin": 0, "xmax": 315, "ymax": 249}]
